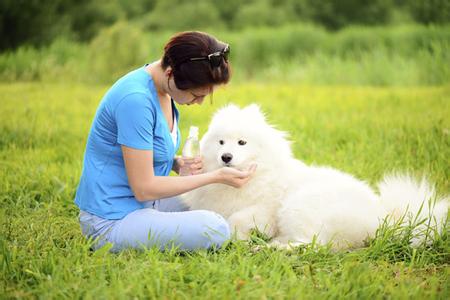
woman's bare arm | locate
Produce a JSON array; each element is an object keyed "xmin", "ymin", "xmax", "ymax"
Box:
[{"xmin": 122, "ymin": 145, "xmax": 256, "ymax": 201}]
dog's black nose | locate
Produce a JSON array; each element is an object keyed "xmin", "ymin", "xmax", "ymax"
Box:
[{"xmin": 221, "ymin": 153, "xmax": 233, "ymax": 163}]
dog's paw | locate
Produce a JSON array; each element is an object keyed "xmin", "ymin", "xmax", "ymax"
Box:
[
  {"xmin": 268, "ymin": 240, "xmax": 290, "ymax": 249},
  {"xmin": 228, "ymin": 216, "xmax": 252, "ymax": 240},
  {"xmin": 234, "ymin": 229, "xmax": 250, "ymax": 240},
  {"xmin": 268, "ymin": 239, "xmax": 305, "ymax": 251},
  {"xmin": 227, "ymin": 209, "xmax": 276, "ymax": 241}
]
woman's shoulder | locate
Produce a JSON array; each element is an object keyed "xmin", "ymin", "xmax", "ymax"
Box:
[
  {"xmin": 105, "ymin": 67, "xmax": 157, "ymax": 108},
  {"xmin": 114, "ymin": 67, "xmax": 152, "ymax": 94}
]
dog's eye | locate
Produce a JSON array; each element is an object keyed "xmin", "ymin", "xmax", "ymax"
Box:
[
  {"xmin": 238, "ymin": 140, "xmax": 247, "ymax": 146},
  {"xmin": 219, "ymin": 140, "xmax": 224, "ymax": 145}
]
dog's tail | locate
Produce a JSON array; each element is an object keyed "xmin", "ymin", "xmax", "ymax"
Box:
[{"xmin": 377, "ymin": 174, "xmax": 448, "ymax": 235}]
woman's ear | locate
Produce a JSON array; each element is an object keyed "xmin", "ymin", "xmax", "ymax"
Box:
[{"xmin": 165, "ymin": 67, "xmax": 173, "ymax": 78}]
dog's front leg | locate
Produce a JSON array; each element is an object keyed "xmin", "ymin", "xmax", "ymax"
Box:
[{"xmin": 227, "ymin": 205, "xmax": 277, "ymax": 240}]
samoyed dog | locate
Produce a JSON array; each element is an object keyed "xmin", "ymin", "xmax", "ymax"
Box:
[{"xmin": 183, "ymin": 104, "xmax": 448, "ymax": 249}]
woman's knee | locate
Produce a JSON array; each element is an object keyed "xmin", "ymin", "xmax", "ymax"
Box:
[{"xmin": 189, "ymin": 210, "xmax": 231, "ymax": 249}]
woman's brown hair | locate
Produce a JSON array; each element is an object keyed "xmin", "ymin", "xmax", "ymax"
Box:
[{"xmin": 161, "ymin": 31, "xmax": 231, "ymax": 90}]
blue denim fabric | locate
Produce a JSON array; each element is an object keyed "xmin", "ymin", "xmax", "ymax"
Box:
[{"xmin": 78, "ymin": 197, "xmax": 231, "ymax": 252}]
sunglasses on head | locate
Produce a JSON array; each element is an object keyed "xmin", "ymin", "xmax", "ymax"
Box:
[{"xmin": 189, "ymin": 44, "xmax": 230, "ymax": 68}]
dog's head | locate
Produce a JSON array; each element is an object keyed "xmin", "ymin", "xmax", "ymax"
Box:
[{"xmin": 200, "ymin": 104, "xmax": 293, "ymax": 172}]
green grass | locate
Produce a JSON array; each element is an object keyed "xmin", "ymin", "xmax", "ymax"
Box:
[{"xmin": 1, "ymin": 82, "xmax": 449, "ymax": 298}]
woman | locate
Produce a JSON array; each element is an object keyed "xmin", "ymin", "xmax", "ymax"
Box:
[{"xmin": 75, "ymin": 31, "xmax": 256, "ymax": 252}]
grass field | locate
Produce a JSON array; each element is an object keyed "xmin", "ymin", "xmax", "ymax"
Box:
[{"xmin": 1, "ymin": 82, "xmax": 449, "ymax": 298}]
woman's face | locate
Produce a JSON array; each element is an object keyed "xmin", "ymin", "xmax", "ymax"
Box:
[{"xmin": 167, "ymin": 78, "xmax": 214, "ymax": 106}]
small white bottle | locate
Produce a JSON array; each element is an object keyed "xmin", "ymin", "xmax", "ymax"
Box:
[{"xmin": 179, "ymin": 126, "xmax": 200, "ymax": 176}]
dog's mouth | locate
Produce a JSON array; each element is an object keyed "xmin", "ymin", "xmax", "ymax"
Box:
[
  {"xmin": 221, "ymin": 160, "xmax": 242, "ymax": 169},
  {"xmin": 221, "ymin": 162, "xmax": 251, "ymax": 172},
  {"xmin": 219, "ymin": 158, "xmax": 257, "ymax": 171}
]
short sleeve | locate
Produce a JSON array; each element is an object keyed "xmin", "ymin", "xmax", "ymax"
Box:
[{"xmin": 115, "ymin": 93, "xmax": 155, "ymax": 150}]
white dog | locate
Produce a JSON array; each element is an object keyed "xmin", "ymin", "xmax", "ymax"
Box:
[{"xmin": 183, "ymin": 104, "xmax": 448, "ymax": 249}]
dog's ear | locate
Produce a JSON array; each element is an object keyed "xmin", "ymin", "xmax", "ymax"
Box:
[{"xmin": 243, "ymin": 104, "xmax": 266, "ymax": 123}]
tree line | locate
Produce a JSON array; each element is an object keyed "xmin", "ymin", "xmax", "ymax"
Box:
[{"xmin": 1, "ymin": 0, "xmax": 448, "ymax": 51}]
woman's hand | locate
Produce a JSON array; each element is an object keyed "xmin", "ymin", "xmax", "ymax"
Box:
[
  {"xmin": 123, "ymin": 146, "xmax": 254, "ymax": 201},
  {"xmin": 213, "ymin": 164, "xmax": 257, "ymax": 188},
  {"xmin": 173, "ymin": 156, "xmax": 204, "ymax": 176}
]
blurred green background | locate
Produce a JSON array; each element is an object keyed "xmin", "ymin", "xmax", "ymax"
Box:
[{"xmin": 0, "ymin": 0, "xmax": 449, "ymax": 85}]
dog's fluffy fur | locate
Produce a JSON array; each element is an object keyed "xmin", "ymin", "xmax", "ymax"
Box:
[{"xmin": 183, "ymin": 104, "xmax": 448, "ymax": 249}]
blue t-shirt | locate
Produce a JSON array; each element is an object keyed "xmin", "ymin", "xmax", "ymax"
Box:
[{"xmin": 74, "ymin": 66, "xmax": 181, "ymax": 219}]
